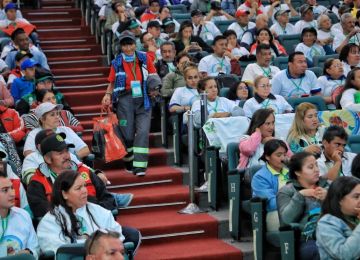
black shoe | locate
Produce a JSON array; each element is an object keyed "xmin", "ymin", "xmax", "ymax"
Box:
[
  {"xmin": 133, "ymin": 167, "xmax": 146, "ymax": 176},
  {"xmin": 124, "ymin": 161, "xmax": 133, "ymax": 173}
]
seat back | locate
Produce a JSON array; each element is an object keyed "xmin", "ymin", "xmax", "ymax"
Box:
[
  {"xmin": 312, "ymin": 54, "xmax": 339, "ymax": 68},
  {"xmin": 216, "ymin": 74, "xmax": 239, "ymax": 89},
  {"xmin": 273, "ymin": 56, "xmax": 289, "ymax": 70},
  {"xmin": 227, "ymin": 142, "xmax": 240, "ymax": 171},
  {"xmin": 308, "ymin": 66, "xmax": 323, "ymax": 77},
  {"xmin": 56, "ymin": 243, "xmax": 86, "ymax": 260},
  {"xmin": 327, "ymin": 12, "xmax": 339, "ymax": 24},
  {"xmin": 288, "ymin": 16, "xmax": 301, "ymax": 25},
  {"xmin": 214, "ymin": 20, "xmax": 235, "ymax": 33},
  {"xmin": 239, "ymin": 60, "xmax": 254, "ymax": 76},
  {"xmin": 348, "ymin": 135, "xmax": 360, "ymax": 153},
  {"xmin": 172, "ymin": 13, "xmax": 191, "ymax": 24},
  {"xmin": 219, "ymin": 87, "xmax": 230, "ymax": 98},
  {"xmin": 0, "ymin": 254, "xmax": 35, "ymax": 260},
  {"xmin": 168, "ymin": 4, "xmax": 187, "ymax": 14},
  {"xmin": 278, "ymin": 34, "xmax": 301, "ymax": 54},
  {"xmin": 287, "ymin": 96, "xmax": 328, "ymax": 111}
]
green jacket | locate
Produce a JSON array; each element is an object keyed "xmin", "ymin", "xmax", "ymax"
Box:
[
  {"xmin": 277, "ymin": 178, "xmax": 329, "ymax": 230},
  {"xmin": 161, "ymin": 70, "xmax": 186, "ymax": 98}
]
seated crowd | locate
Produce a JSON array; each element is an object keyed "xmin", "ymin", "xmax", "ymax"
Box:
[{"xmin": 3, "ymin": 0, "xmax": 360, "ymax": 259}]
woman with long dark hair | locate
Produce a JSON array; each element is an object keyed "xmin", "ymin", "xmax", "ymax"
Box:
[
  {"xmin": 317, "ymin": 176, "xmax": 360, "ymax": 259},
  {"xmin": 338, "ymin": 67, "xmax": 360, "ymax": 111},
  {"xmin": 249, "ymin": 28, "xmax": 287, "ymax": 58},
  {"xmin": 37, "ymin": 170, "xmax": 141, "ymax": 254}
]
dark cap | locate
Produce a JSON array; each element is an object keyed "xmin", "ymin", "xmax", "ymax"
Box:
[
  {"xmin": 40, "ymin": 133, "xmax": 75, "ymax": 156},
  {"xmin": 15, "ymin": 50, "xmax": 33, "ymax": 62},
  {"xmin": 4, "ymin": 3, "xmax": 17, "ymax": 12},
  {"xmin": 210, "ymin": 1, "xmax": 221, "ymax": 10},
  {"xmin": 147, "ymin": 74, "xmax": 162, "ymax": 91},
  {"xmin": 162, "ymin": 17, "xmax": 175, "ymax": 27},
  {"xmin": 35, "ymin": 69, "xmax": 54, "ymax": 83},
  {"xmin": 191, "ymin": 9, "xmax": 203, "ymax": 17},
  {"xmin": 118, "ymin": 30, "xmax": 136, "ymax": 44},
  {"xmin": 128, "ymin": 18, "xmax": 140, "ymax": 29},
  {"xmin": 35, "ymin": 129, "xmax": 55, "ymax": 147},
  {"xmin": 147, "ymin": 20, "xmax": 161, "ymax": 29},
  {"xmin": 299, "ymin": 4, "xmax": 313, "ymax": 16}
]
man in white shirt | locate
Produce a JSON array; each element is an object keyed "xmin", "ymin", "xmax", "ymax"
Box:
[
  {"xmin": 228, "ymin": 9, "xmax": 256, "ymax": 40},
  {"xmin": 294, "ymin": 4, "xmax": 318, "ymax": 34},
  {"xmin": 191, "ymin": 9, "xmax": 222, "ymax": 43},
  {"xmin": 264, "ymin": 0, "xmax": 298, "ymax": 23},
  {"xmin": 333, "ymin": 13, "xmax": 360, "ymax": 53},
  {"xmin": 242, "ymin": 43, "xmax": 280, "ymax": 86},
  {"xmin": 198, "ymin": 35, "xmax": 235, "ymax": 76},
  {"xmin": 270, "ymin": 9, "xmax": 296, "ymax": 37},
  {"xmin": 271, "ymin": 51, "xmax": 321, "ymax": 97},
  {"xmin": 317, "ymin": 126, "xmax": 356, "ymax": 181}
]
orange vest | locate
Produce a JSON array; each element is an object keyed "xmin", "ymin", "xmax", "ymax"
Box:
[
  {"xmin": 31, "ymin": 165, "xmax": 97, "ymax": 202},
  {"xmin": 11, "ymin": 179, "xmax": 20, "ymax": 208}
]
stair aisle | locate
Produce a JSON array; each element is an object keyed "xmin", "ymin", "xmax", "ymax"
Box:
[{"xmin": 25, "ymin": 1, "xmax": 244, "ymax": 259}]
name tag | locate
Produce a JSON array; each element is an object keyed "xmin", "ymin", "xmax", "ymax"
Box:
[{"xmin": 131, "ymin": 81, "xmax": 142, "ymax": 98}]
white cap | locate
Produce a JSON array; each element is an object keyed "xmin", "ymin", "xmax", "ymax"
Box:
[{"xmin": 35, "ymin": 102, "xmax": 63, "ymax": 119}]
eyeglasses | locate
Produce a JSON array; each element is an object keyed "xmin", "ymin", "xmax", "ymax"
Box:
[
  {"xmin": 238, "ymin": 85, "xmax": 248, "ymax": 91},
  {"xmin": 331, "ymin": 63, "xmax": 343, "ymax": 68},
  {"xmin": 187, "ymin": 75, "xmax": 199, "ymax": 80},
  {"xmin": 258, "ymin": 84, "xmax": 271, "ymax": 88}
]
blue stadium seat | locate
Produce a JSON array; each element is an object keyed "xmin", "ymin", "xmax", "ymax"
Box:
[
  {"xmin": 308, "ymin": 67, "xmax": 323, "ymax": 77},
  {"xmin": 172, "ymin": 13, "xmax": 191, "ymax": 24},
  {"xmin": 214, "ymin": 20, "xmax": 235, "ymax": 33},
  {"xmin": 278, "ymin": 34, "xmax": 301, "ymax": 54},
  {"xmin": 287, "ymin": 96, "xmax": 328, "ymax": 111},
  {"xmin": 348, "ymin": 135, "xmax": 360, "ymax": 153},
  {"xmin": 312, "ymin": 54, "xmax": 339, "ymax": 68},
  {"xmin": 168, "ymin": 4, "xmax": 187, "ymax": 14},
  {"xmin": 273, "ymin": 56, "xmax": 289, "ymax": 70}
]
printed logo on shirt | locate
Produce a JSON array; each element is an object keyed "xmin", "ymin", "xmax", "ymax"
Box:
[
  {"xmin": 0, "ymin": 235, "xmax": 23, "ymax": 256},
  {"xmin": 80, "ymin": 172, "xmax": 89, "ymax": 181}
]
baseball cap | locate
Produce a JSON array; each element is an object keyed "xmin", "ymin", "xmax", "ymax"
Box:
[
  {"xmin": 299, "ymin": 4, "xmax": 313, "ymax": 16},
  {"xmin": 162, "ymin": 17, "xmax": 175, "ymax": 27},
  {"xmin": 191, "ymin": 9, "xmax": 203, "ymax": 17},
  {"xmin": 15, "ymin": 50, "xmax": 33, "ymax": 62},
  {"xmin": 20, "ymin": 58, "xmax": 38, "ymax": 70},
  {"xmin": 4, "ymin": 3, "xmax": 17, "ymax": 12},
  {"xmin": 235, "ymin": 9, "xmax": 250, "ymax": 18},
  {"xmin": 118, "ymin": 30, "xmax": 136, "ymax": 44},
  {"xmin": 210, "ymin": 1, "xmax": 221, "ymax": 10},
  {"xmin": 40, "ymin": 133, "xmax": 75, "ymax": 156},
  {"xmin": 35, "ymin": 129, "xmax": 56, "ymax": 147},
  {"xmin": 274, "ymin": 9, "xmax": 290, "ymax": 19},
  {"xmin": 35, "ymin": 70, "xmax": 54, "ymax": 84},
  {"xmin": 128, "ymin": 19, "xmax": 140, "ymax": 29},
  {"xmin": 147, "ymin": 20, "xmax": 161, "ymax": 29},
  {"xmin": 35, "ymin": 102, "xmax": 63, "ymax": 119}
]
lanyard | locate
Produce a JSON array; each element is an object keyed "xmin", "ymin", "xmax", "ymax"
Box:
[
  {"xmin": 186, "ymin": 87, "xmax": 199, "ymax": 98},
  {"xmin": 214, "ymin": 55, "xmax": 224, "ymax": 70},
  {"xmin": 126, "ymin": 59, "xmax": 137, "ymax": 81},
  {"xmin": 50, "ymin": 169, "xmax": 57, "ymax": 181},
  {"xmin": 289, "ymin": 77, "xmax": 303, "ymax": 92},
  {"xmin": 262, "ymin": 99, "xmax": 271, "ymax": 108},
  {"xmin": 259, "ymin": 64, "xmax": 272, "ymax": 78},
  {"xmin": 279, "ymin": 24, "xmax": 287, "ymax": 34},
  {"xmin": 310, "ymin": 46, "xmax": 321, "ymax": 56},
  {"xmin": 208, "ymin": 98, "xmax": 218, "ymax": 112},
  {"xmin": 0, "ymin": 215, "xmax": 8, "ymax": 242}
]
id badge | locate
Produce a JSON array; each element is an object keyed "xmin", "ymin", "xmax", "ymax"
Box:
[{"xmin": 131, "ymin": 81, "xmax": 142, "ymax": 98}]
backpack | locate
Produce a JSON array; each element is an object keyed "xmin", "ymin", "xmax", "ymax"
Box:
[{"xmin": 301, "ymin": 207, "xmax": 321, "ymax": 241}]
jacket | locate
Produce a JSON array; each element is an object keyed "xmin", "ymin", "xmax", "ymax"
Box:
[
  {"xmin": 27, "ymin": 162, "xmax": 116, "ymax": 218},
  {"xmin": 0, "ymin": 207, "xmax": 39, "ymax": 258},
  {"xmin": 277, "ymin": 178, "xmax": 328, "ymax": 230},
  {"xmin": 288, "ymin": 125, "xmax": 326, "ymax": 154},
  {"xmin": 0, "ymin": 105, "xmax": 25, "ymax": 143},
  {"xmin": 155, "ymin": 59, "xmax": 176, "ymax": 79},
  {"xmin": 10, "ymin": 76, "xmax": 35, "ymax": 104},
  {"xmin": 251, "ymin": 164, "xmax": 288, "ymax": 211},
  {"xmin": 37, "ymin": 203, "xmax": 124, "ymax": 254},
  {"xmin": 317, "ymin": 214, "xmax": 360, "ymax": 260},
  {"xmin": 161, "ymin": 70, "xmax": 186, "ymax": 98},
  {"xmin": 0, "ymin": 82, "xmax": 13, "ymax": 107}
]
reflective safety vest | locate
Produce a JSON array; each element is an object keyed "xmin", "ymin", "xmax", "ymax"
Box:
[{"xmin": 31, "ymin": 165, "xmax": 97, "ymax": 202}]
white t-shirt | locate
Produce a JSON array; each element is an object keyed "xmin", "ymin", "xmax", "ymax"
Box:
[
  {"xmin": 270, "ymin": 22, "xmax": 296, "ymax": 36},
  {"xmin": 210, "ymin": 15, "xmax": 229, "ymax": 22},
  {"xmin": 316, "ymin": 29, "xmax": 335, "ymax": 41},
  {"xmin": 198, "ymin": 54, "xmax": 231, "ymax": 76},
  {"xmin": 333, "ymin": 31, "xmax": 360, "ymax": 52},
  {"xmin": 294, "ymin": 20, "xmax": 318, "ymax": 34},
  {"xmin": 317, "ymin": 152, "xmax": 356, "ymax": 178},
  {"xmin": 241, "ymin": 63, "xmax": 280, "ymax": 84},
  {"xmin": 343, "ymin": 62, "xmax": 360, "ymax": 77},
  {"xmin": 332, "ymin": 23, "xmax": 343, "ymax": 34},
  {"xmin": 192, "ymin": 96, "xmax": 237, "ymax": 115},
  {"xmin": 340, "ymin": 88, "xmax": 360, "ymax": 111},
  {"xmin": 317, "ymin": 75, "xmax": 346, "ymax": 109},
  {"xmin": 231, "ymin": 46, "xmax": 250, "ymax": 58},
  {"xmin": 193, "ymin": 21, "xmax": 221, "ymax": 42},
  {"xmin": 271, "ymin": 69, "xmax": 320, "ymax": 97},
  {"xmin": 243, "ymin": 94, "xmax": 293, "ymax": 118},
  {"xmin": 23, "ymin": 126, "xmax": 88, "ymax": 155},
  {"xmin": 228, "ymin": 21, "xmax": 256, "ymax": 40},
  {"xmin": 169, "ymin": 86, "xmax": 200, "ymax": 108},
  {"xmin": 295, "ymin": 43, "xmax": 326, "ymax": 63}
]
